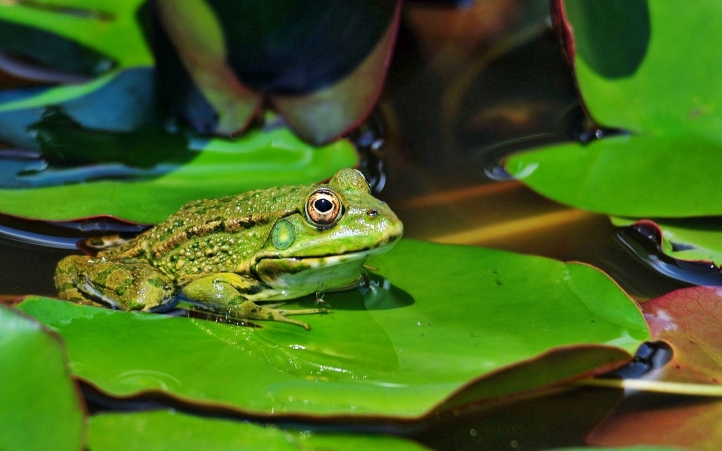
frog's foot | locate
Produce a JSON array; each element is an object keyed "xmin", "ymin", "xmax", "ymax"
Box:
[{"xmin": 237, "ymin": 300, "xmax": 328, "ymax": 330}]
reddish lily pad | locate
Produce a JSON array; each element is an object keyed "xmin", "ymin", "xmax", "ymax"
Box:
[
  {"xmin": 88, "ymin": 410, "xmax": 429, "ymax": 451},
  {"xmin": 641, "ymin": 286, "xmax": 722, "ymax": 386},
  {"xmin": 586, "ymin": 287, "xmax": 722, "ymax": 449},
  {"xmin": 18, "ymin": 239, "xmax": 649, "ymax": 418},
  {"xmin": 153, "ymin": 0, "xmax": 400, "ymax": 144},
  {"xmin": 0, "ymin": 304, "xmax": 84, "ymax": 451}
]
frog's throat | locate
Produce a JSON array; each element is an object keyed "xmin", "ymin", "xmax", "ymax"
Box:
[{"xmin": 251, "ymin": 243, "xmax": 395, "ymax": 294}]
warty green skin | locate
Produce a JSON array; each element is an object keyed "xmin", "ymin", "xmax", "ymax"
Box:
[{"xmin": 54, "ymin": 169, "xmax": 403, "ymax": 329}]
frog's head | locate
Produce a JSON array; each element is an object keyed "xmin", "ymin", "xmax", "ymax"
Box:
[{"xmin": 252, "ymin": 169, "xmax": 403, "ymax": 294}]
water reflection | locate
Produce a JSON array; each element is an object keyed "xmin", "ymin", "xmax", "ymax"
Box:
[{"xmin": 617, "ymin": 227, "xmax": 722, "ymax": 286}]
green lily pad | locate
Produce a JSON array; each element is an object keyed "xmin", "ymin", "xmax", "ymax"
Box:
[
  {"xmin": 88, "ymin": 410, "xmax": 429, "ymax": 451},
  {"xmin": 507, "ymin": 2, "xmax": 722, "ymax": 218},
  {"xmin": 0, "ymin": 0, "xmax": 152, "ymax": 71},
  {"xmin": 0, "ymin": 304, "xmax": 84, "ymax": 451},
  {"xmin": 0, "ymin": 126, "xmax": 357, "ymax": 223},
  {"xmin": 18, "ymin": 239, "xmax": 649, "ymax": 418},
  {"xmin": 564, "ymin": 1, "xmax": 722, "ymax": 135},
  {"xmin": 612, "ymin": 217, "xmax": 722, "ymax": 268},
  {"xmin": 506, "ymin": 134, "xmax": 722, "ymax": 218}
]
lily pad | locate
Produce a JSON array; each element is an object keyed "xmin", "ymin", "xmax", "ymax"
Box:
[
  {"xmin": 0, "ymin": 0, "xmax": 152, "ymax": 72},
  {"xmin": 153, "ymin": 0, "xmax": 400, "ymax": 144},
  {"xmin": 507, "ymin": 2, "xmax": 722, "ymax": 218},
  {"xmin": 0, "ymin": 304, "xmax": 84, "ymax": 451},
  {"xmin": 0, "ymin": 121, "xmax": 357, "ymax": 224},
  {"xmin": 506, "ymin": 134, "xmax": 722, "ymax": 218},
  {"xmin": 586, "ymin": 286, "xmax": 722, "ymax": 449},
  {"xmin": 19, "ymin": 239, "xmax": 649, "ymax": 418},
  {"xmin": 88, "ymin": 410, "xmax": 429, "ymax": 451},
  {"xmin": 612, "ymin": 217, "xmax": 722, "ymax": 268},
  {"xmin": 642, "ymin": 286, "xmax": 722, "ymax": 387}
]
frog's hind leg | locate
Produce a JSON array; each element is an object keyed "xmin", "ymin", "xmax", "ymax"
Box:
[
  {"xmin": 180, "ymin": 273, "xmax": 328, "ymax": 329},
  {"xmin": 55, "ymin": 255, "xmax": 176, "ymax": 311},
  {"xmin": 55, "ymin": 255, "xmax": 102, "ymax": 306}
]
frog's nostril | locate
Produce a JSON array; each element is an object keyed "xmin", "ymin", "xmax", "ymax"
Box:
[{"xmin": 367, "ymin": 208, "xmax": 379, "ymax": 217}]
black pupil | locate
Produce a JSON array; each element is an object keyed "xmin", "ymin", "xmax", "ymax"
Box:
[{"xmin": 315, "ymin": 198, "xmax": 333, "ymax": 213}]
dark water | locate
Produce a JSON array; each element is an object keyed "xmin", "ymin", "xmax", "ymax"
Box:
[{"xmin": 0, "ymin": 6, "xmax": 702, "ymax": 450}]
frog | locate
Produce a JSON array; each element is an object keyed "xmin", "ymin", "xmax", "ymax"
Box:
[{"xmin": 54, "ymin": 169, "xmax": 403, "ymax": 329}]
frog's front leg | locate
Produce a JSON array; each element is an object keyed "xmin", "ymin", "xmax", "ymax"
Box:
[
  {"xmin": 54, "ymin": 255, "xmax": 175, "ymax": 311},
  {"xmin": 180, "ymin": 273, "xmax": 327, "ymax": 330}
]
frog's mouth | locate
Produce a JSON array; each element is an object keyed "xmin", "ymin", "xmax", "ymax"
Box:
[{"xmin": 253, "ymin": 242, "xmax": 396, "ymax": 293}]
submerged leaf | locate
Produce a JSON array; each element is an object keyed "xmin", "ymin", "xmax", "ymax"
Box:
[
  {"xmin": 0, "ymin": 304, "xmax": 84, "ymax": 451},
  {"xmin": 88, "ymin": 410, "xmax": 429, "ymax": 451},
  {"xmin": 19, "ymin": 239, "xmax": 649, "ymax": 418}
]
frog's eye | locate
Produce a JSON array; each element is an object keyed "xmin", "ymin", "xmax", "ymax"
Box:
[{"xmin": 306, "ymin": 189, "xmax": 343, "ymax": 228}]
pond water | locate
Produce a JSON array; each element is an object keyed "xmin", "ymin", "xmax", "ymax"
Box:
[{"xmin": 0, "ymin": 5, "xmax": 713, "ymax": 450}]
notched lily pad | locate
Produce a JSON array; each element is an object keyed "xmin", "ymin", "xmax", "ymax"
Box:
[
  {"xmin": 587, "ymin": 287, "xmax": 722, "ymax": 449},
  {"xmin": 642, "ymin": 286, "xmax": 722, "ymax": 387},
  {"xmin": 0, "ymin": 303, "xmax": 84, "ymax": 451},
  {"xmin": 19, "ymin": 239, "xmax": 649, "ymax": 418}
]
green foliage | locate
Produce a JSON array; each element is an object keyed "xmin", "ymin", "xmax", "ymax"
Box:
[
  {"xmin": 0, "ymin": 305, "xmax": 84, "ymax": 451},
  {"xmin": 18, "ymin": 240, "xmax": 649, "ymax": 418},
  {"xmin": 508, "ymin": 2, "xmax": 722, "ymax": 217}
]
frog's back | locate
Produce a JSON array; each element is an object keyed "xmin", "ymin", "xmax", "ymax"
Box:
[{"xmin": 104, "ymin": 184, "xmax": 311, "ymax": 278}]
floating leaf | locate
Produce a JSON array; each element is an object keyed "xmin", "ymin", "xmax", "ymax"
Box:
[
  {"xmin": 586, "ymin": 287, "xmax": 722, "ymax": 449},
  {"xmin": 642, "ymin": 286, "xmax": 722, "ymax": 387},
  {"xmin": 19, "ymin": 239, "xmax": 649, "ymax": 418},
  {"xmin": 0, "ymin": 304, "xmax": 84, "ymax": 451},
  {"xmin": 153, "ymin": 0, "xmax": 400, "ymax": 144},
  {"xmin": 0, "ymin": 0, "xmax": 152, "ymax": 73},
  {"xmin": 507, "ymin": 2, "xmax": 722, "ymax": 218},
  {"xmin": 561, "ymin": 0, "xmax": 722, "ymax": 135},
  {"xmin": 506, "ymin": 134, "xmax": 722, "ymax": 218},
  {"xmin": 88, "ymin": 410, "xmax": 429, "ymax": 451},
  {"xmin": 0, "ymin": 121, "xmax": 357, "ymax": 223}
]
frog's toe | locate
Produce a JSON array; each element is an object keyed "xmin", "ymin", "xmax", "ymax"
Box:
[{"xmin": 237, "ymin": 301, "xmax": 329, "ymax": 330}]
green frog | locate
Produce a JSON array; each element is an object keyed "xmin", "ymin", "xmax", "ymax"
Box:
[{"xmin": 55, "ymin": 169, "xmax": 403, "ymax": 329}]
